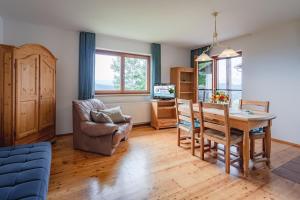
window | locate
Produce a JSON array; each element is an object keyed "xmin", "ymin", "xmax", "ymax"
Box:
[
  {"xmin": 197, "ymin": 53, "xmax": 242, "ymax": 107},
  {"xmin": 217, "ymin": 56, "xmax": 242, "ymax": 107},
  {"xmin": 95, "ymin": 50, "xmax": 150, "ymax": 94},
  {"xmin": 198, "ymin": 61, "xmax": 213, "ymax": 102}
]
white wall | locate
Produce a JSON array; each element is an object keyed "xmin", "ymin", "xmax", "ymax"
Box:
[
  {"xmin": 0, "ymin": 16, "xmax": 3, "ymax": 43},
  {"xmin": 1, "ymin": 18, "xmax": 190, "ymax": 134},
  {"xmin": 211, "ymin": 20, "xmax": 300, "ymax": 144},
  {"xmin": 96, "ymin": 33, "xmax": 151, "ymax": 55},
  {"xmin": 2, "ymin": 18, "xmax": 79, "ymax": 135}
]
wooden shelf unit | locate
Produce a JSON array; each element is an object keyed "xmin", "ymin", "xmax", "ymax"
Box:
[
  {"xmin": 151, "ymin": 99, "xmax": 177, "ymax": 130},
  {"xmin": 170, "ymin": 67, "xmax": 195, "ymax": 102}
]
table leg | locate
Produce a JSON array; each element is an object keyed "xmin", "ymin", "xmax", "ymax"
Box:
[
  {"xmin": 265, "ymin": 121, "xmax": 272, "ymax": 167},
  {"xmin": 243, "ymin": 127, "xmax": 250, "ymax": 177}
]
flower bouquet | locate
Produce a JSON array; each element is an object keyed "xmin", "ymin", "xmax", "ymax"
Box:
[{"xmin": 211, "ymin": 91, "xmax": 230, "ymax": 104}]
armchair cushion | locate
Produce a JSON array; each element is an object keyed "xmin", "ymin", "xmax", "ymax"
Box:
[
  {"xmin": 80, "ymin": 121, "xmax": 118, "ymax": 137},
  {"xmin": 98, "ymin": 106, "xmax": 126, "ymax": 123},
  {"xmin": 91, "ymin": 110, "xmax": 113, "ymax": 123}
]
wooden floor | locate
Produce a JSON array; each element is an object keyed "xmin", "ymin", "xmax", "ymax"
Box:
[{"xmin": 48, "ymin": 126, "xmax": 300, "ymax": 200}]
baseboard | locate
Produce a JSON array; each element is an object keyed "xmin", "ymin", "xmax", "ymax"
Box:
[
  {"xmin": 272, "ymin": 138, "xmax": 300, "ymax": 148},
  {"xmin": 133, "ymin": 122, "xmax": 151, "ymax": 127},
  {"xmin": 56, "ymin": 132, "xmax": 73, "ymax": 137}
]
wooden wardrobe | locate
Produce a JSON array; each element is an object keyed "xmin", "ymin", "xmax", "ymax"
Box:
[{"xmin": 0, "ymin": 44, "xmax": 56, "ymax": 146}]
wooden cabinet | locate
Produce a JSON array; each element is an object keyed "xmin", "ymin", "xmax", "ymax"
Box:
[
  {"xmin": 151, "ymin": 99, "xmax": 177, "ymax": 130},
  {"xmin": 39, "ymin": 54, "xmax": 55, "ymax": 131},
  {"xmin": 170, "ymin": 67, "xmax": 196, "ymax": 102},
  {"xmin": 0, "ymin": 44, "xmax": 56, "ymax": 146}
]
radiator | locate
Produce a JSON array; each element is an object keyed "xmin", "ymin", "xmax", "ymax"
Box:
[{"xmin": 104, "ymin": 101, "xmax": 151, "ymax": 125}]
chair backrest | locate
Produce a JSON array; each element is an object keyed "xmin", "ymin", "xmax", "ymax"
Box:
[
  {"xmin": 175, "ymin": 98, "xmax": 195, "ymax": 130},
  {"xmin": 239, "ymin": 100, "xmax": 269, "ymax": 112},
  {"xmin": 198, "ymin": 102, "xmax": 230, "ymax": 140}
]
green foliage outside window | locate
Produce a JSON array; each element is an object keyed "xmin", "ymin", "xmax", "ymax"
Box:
[
  {"xmin": 198, "ymin": 61, "xmax": 212, "ymax": 88},
  {"xmin": 110, "ymin": 57, "xmax": 147, "ymax": 91}
]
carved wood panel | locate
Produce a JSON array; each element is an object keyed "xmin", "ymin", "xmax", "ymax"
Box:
[
  {"xmin": 15, "ymin": 55, "xmax": 39, "ymax": 140},
  {"xmin": 39, "ymin": 55, "xmax": 55, "ymax": 130}
]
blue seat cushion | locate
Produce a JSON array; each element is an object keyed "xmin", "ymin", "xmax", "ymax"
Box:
[
  {"xmin": 0, "ymin": 142, "xmax": 51, "ymax": 200},
  {"xmin": 250, "ymin": 127, "xmax": 265, "ymax": 137},
  {"xmin": 232, "ymin": 127, "xmax": 265, "ymax": 136},
  {"xmin": 250, "ymin": 127, "xmax": 264, "ymax": 133},
  {"xmin": 178, "ymin": 120, "xmax": 200, "ymax": 129}
]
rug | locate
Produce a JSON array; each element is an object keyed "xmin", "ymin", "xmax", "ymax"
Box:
[{"xmin": 273, "ymin": 155, "xmax": 300, "ymax": 184}]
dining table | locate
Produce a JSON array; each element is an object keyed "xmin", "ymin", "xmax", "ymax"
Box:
[{"xmin": 192, "ymin": 103, "xmax": 276, "ymax": 176}]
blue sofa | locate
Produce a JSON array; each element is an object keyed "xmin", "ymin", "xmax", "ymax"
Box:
[{"xmin": 0, "ymin": 142, "xmax": 51, "ymax": 200}]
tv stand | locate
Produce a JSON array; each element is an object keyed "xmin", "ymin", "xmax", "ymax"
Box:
[{"xmin": 150, "ymin": 99, "xmax": 177, "ymax": 130}]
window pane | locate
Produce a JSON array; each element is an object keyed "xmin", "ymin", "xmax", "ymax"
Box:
[
  {"xmin": 95, "ymin": 54, "xmax": 121, "ymax": 91},
  {"xmin": 217, "ymin": 59, "xmax": 227, "ymax": 89},
  {"xmin": 198, "ymin": 89, "xmax": 213, "ymax": 102},
  {"xmin": 231, "ymin": 57, "xmax": 242, "ymax": 90},
  {"xmin": 216, "ymin": 56, "xmax": 243, "ymax": 107},
  {"xmin": 198, "ymin": 61, "xmax": 213, "ymax": 102},
  {"xmin": 198, "ymin": 61, "xmax": 213, "ymax": 90},
  {"xmin": 230, "ymin": 91, "xmax": 242, "ymax": 107},
  {"xmin": 124, "ymin": 57, "xmax": 147, "ymax": 91}
]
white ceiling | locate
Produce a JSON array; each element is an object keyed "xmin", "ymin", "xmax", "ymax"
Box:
[{"xmin": 0, "ymin": 0, "xmax": 300, "ymax": 48}]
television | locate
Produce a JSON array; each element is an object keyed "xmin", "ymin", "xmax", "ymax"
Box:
[{"xmin": 153, "ymin": 84, "xmax": 175, "ymax": 99}]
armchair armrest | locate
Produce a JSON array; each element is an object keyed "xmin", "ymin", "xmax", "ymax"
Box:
[
  {"xmin": 123, "ymin": 115, "xmax": 132, "ymax": 123},
  {"xmin": 80, "ymin": 121, "xmax": 118, "ymax": 137}
]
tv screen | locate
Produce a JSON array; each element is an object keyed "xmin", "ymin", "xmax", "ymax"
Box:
[{"xmin": 153, "ymin": 84, "xmax": 175, "ymax": 99}]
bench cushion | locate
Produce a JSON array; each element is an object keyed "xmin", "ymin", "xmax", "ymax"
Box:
[{"xmin": 0, "ymin": 142, "xmax": 51, "ymax": 200}]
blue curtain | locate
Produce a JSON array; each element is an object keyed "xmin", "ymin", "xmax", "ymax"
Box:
[
  {"xmin": 191, "ymin": 46, "xmax": 210, "ymax": 67},
  {"xmin": 151, "ymin": 43, "xmax": 161, "ymax": 96},
  {"xmin": 78, "ymin": 32, "xmax": 96, "ymax": 100}
]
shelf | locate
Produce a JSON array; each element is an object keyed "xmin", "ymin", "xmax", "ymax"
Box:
[
  {"xmin": 157, "ymin": 118, "xmax": 177, "ymax": 121},
  {"xmin": 158, "ymin": 106, "xmax": 176, "ymax": 110},
  {"xmin": 153, "ymin": 99, "xmax": 175, "ymax": 103},
  {"xmin": 180, "ymin": 92, "xmax": 193, "ymax": 94},
  {"xmin": 180, "ymin": 81, "xmax": 193, "ymax": 84}
]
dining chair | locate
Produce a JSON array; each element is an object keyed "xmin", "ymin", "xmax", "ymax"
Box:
[
  {"xmin": 198, "ymin": 102, "xmax": 243, "ymax": 174},
  {"xmin": 239, "ymin": 100, "xmax": 270, "ymax": 163},
  {"xmin": 175, "ymin": 98, "xmax": 200, "ymax": 155}
]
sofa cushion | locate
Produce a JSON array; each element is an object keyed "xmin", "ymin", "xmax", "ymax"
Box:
[
  {"xmin": 99, "ymin": 107, "xmax": 126, "ymax": 123},
  {"xmin": 90, "ymin": 110, "xmax": 113, "ymax": 123},
  {"xmin": 0, "ymin": 142, "xmax": 51, "ymax": 200}
]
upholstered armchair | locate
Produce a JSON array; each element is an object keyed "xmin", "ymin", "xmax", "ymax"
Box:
[{"xmin": 72, "ymin": 99, "xmax": 132, "ymax": 155}]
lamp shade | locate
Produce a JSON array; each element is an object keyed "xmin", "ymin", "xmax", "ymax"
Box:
[
  {"xmin": 195, "ymin": 52, "xmax": 213, "ymax": 62},
  {"xmin": 218, "ymin": 48, "xmax": 239, "ymax": 58}
]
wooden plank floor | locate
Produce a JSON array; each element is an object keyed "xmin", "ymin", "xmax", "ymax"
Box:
[{"xmin": 48, "ymin": 126, "xmax": 300, "ymax": 200}]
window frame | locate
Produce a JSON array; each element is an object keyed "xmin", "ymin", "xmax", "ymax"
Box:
[
  {"xmin": 196, "ymin": 51, "xmax": 242, "ymax": 102},
  {"xmin": 95, "ymin": 49, "xmax": 151, "ymax": 95}
]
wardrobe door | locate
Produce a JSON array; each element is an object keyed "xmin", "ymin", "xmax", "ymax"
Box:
[
  {"xmin": 39, "ymin": 55, "xmax": 55, "ymax": 131},
  {"xmin": 15, "ymin": 55, "xmax": 39, "ymax": 140}
]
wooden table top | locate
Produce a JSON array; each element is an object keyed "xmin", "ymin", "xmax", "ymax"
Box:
[{"xmin": 192, "ymin": 104, "xmax": 276, "ymax": 122}]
